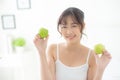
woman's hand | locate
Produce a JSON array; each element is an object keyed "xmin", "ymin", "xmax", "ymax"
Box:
[
  {"xmin": 95, "ymin": 50, "xmax": 112, "ymax": 72},
  {"xmin": 33, "ymin": 34, "xmax": 49, "ymax": 53},
  {"xmin": 93, "ymin": 50, "xmax": 112, "ymax": 80}
]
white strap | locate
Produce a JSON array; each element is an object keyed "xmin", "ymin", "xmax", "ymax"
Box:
[
  {"xmin": 86, "ymin": 49, "xmax": 91, "ymax": 63},
  {"xmin": 56, "ymin": 43, "xmax": 59, "ymax": 59}
]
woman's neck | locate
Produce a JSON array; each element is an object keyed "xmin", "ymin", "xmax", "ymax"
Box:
[{"xmin": 64, "ymin": 41, "xmax": 82, "ymax": 50}]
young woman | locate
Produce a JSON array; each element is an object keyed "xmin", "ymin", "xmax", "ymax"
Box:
[{"xmin": 34, "ymin": 7, "xmax": 112, "ymax": 80}]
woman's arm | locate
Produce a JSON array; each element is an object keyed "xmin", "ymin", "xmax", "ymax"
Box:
[
  {"xmin": 87, "ymin": 51, "xmax": 97, "ymax": 80},
  {"xmin": 47, "ymin": 44, "xmax": 57, "ymax": 80},
  {"xmin": 94, "ymin": 50, "xmax": 112, "ymax": 80},
  {"xmin": 33, "ymin": 35, "xmax": 55, "ymax": 80},
  {"xmin": 39, "ymin": 51, "xmax": 54, "ymax": 80},
  {"xmin": 87, "ymin": 50, "xmax": 112, "ymax": 80},
  {"xmin": 39, "ymin": 45, "xmax": 56, "ymax": 80}
]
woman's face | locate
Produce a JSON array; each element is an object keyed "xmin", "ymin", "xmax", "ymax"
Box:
[{"xmin": 59, "ymin": 16, "xmax": 82, "ymax": 43}]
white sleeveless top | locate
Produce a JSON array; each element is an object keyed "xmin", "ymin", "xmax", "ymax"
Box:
[{"xmin": 55, "ymin": 44, "xmax": 91, "ymax": 80}]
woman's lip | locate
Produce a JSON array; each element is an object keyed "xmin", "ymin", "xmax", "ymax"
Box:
[{"xmin": 66, "ymin": 35, "xmax": 76, "ymax": 40}]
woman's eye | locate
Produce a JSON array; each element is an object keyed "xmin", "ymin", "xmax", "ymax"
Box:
[
  {"xmin": 61, "ymin": 25, "xmax": 67, "ymax": 28},
  {"xmin": 63, "ymin": 26, "xmax": 67, "ymax": 28},
  {"xmin": 72, "ymin": 25, "xmax": 77, "ymax": 27},
  {"xmin": 72, "ymin": 26, "xmax": 76, "ymax": 27}
]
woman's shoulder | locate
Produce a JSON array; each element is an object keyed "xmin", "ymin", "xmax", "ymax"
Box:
[
  {"xmin": 48, "ymin": 42, "xmax": 64, "ymax": 50},
  {"xmin": 81, "ymin": 45, "xmax": 96, "ymax": 62},
  {"xmin": 47, "ymin": 43, "xmax": 57, "ymax": 56},
  {"xmin": 47, "ymin": 42, "xmax": 63, "ymax": 60},
  {"xmin": 48, "ymin": 43, "xmax": 57, "ymax": 49},
  {"xmin": 82, "ymin": 45, "xmax": 95, "ymax": 54},
  {"xmin": 47, "ymin": 43, "xmax": 58, "ymax": 60},
  {"xmin": 88, "ymin": 49, "xmax": 97, "ymax": 66}
]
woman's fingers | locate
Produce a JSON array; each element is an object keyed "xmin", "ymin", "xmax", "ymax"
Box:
[
  {"xmin": 36, "ymin": 34, "xmax": 49, "ymax": 40},
  {"xmin": 102, "ymin": 50, "xmax": 112, "ymax": 59},
  {"xmin": 36, "ymin": 34, "xmax": 42, "ymax": 39},
  {"xmin": 45, "ymin": 35, "xmax": 49, "ymax": 41},
  {"xmin": 94, "ymin": 49, "xmax": 112, "ymax": 65}
]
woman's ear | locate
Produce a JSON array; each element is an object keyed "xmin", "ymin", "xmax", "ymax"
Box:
[
  {"xmin": 83, "ymin": 22, "xmax": 85, "ymax": 30},
  {"xmin": 58, "ymin": 26, "xmax": 62, "ymax": 35},
  {"xmin": 58, "ymin": 26, "xmax": 61, "ymax": 32}
]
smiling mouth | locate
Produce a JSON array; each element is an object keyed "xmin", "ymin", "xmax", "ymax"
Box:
[{"xmin": 66, "ymin": 35, "xmax": 76, "ymax": 40}]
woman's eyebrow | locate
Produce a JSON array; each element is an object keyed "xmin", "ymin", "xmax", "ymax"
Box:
[{"xmin": 71, "ymin": 22, "xmax": 78, "ymax": 25}]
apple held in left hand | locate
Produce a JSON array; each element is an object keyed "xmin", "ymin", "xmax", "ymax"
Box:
[{"xmin": 94, "ymin": 43, "xmax": 105, "ymax": 54}]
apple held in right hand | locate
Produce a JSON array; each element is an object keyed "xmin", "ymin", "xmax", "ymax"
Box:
[
  {"xmin": 38, "ymin": 27, "xmax": 48, "ymax": 39},
  {"xmin": 34, "ymin": 27, "xmax": 49, "ymax": 53}
]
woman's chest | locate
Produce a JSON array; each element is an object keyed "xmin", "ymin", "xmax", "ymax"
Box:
[{"xmin": 59, "ymin": 51, "xmax": 87, "ymax": 67}]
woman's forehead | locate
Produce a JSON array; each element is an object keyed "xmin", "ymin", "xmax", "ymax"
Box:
[{"xmin": 61, "ymin": 15, "xmax": 78, "ymax": 24}]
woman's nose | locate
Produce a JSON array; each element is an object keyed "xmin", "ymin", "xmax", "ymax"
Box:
[{"xmin": 66, "ymin": 28, "xmax": 72, "ymax": 34}]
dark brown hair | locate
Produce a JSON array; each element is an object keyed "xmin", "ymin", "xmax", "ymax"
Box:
[{"xmin": 57, "ymin": 7, "xmax": 85, "ymax": 37}]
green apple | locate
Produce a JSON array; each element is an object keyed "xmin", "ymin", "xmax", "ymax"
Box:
[
  {"xmin": 38, "ymin": 27, "xmax": 48, "ymax": 39},
  {"xmin": 94, "ymin": 43, "xmax": 105, "ymax": 54},
  {"xmin": 12, "ymin": 38, "xmax": 26, "ymax": 47}
]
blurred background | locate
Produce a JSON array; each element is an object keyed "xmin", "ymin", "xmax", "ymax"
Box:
[{"xmin": 0, "ymin": 0, "xmax": 120, "ymax": 80}]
